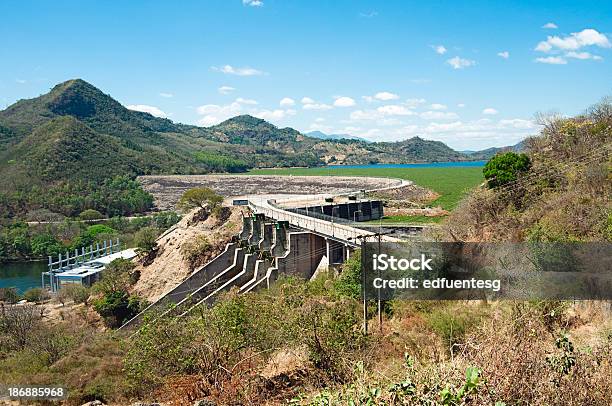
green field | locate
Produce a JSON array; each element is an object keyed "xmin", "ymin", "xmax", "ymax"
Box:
[{"xmin": 249, "ymin": 166, "xmax": 484, "ymax": 224}]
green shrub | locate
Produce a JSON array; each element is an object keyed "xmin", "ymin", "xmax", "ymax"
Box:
[
  {"xmin": 153, "ymin": 211, "xmax": 181, "ymax": 229},
  {"xmin": 92, "ymin": 258, "xmax": 136, "ymax": 295},
  {"xmin": 94, "ymin": 290, "xmax": 142, "ymax": 328},
  {"xmin": 134, "ymin": 226, "xmax": 158, "ymax": 255},
  {"xmin": 0, "ymin": 287, "xmax": 20, "ymax": 303},
  {"xmin": 178, "ymin": 187, "xmax": 223, "ymax": 212},
  {"xmin": 79, "ymin": 209, "xmax": 105, "ymax": 221},
  {"xmin": 483, "ymin": 152, "xmax": 530, "ymax": 188},
  {"xmin": 30, "ymin": 234, "xmax": 64, "ymax": 257},
  {"xmin": 23, "ymin": 287, "xmax": 50, "ymax": 303},
  {"xmin": 180, "ymin": 235, "xmax": 211, "ymax": 269},
  {"xmin": 426, "ymin": 306, "xmax": 482, "ymax": 354},
  {"xmin": 63, "ymin": 285, "xmax": 90, "ymax": 304},
  {"xmin": 334, "ymin": 251, "xmax": 362, "ymax": 299},
  {"xmin": 85, "ymin": 224, "xmax": 117, "ymax": 239}
]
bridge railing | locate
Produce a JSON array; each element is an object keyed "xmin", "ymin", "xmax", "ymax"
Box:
[
  {"xmin": 287, "ymin": 207, "xmax": 372, "ymax": 229},
  {"xmin": 250, "ymin": 200, "xmax": 374, "ymax": 243}
]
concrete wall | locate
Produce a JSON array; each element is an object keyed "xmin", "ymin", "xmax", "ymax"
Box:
[
  {"xmin": 289, "ymin": 200, "xmax": 384, "ymax": 222},
  {"xmin": 121, "ymin": 242, "xmax": 238, "ymax": 329},
  {"xmin": 276, "ymin": 231, "xmax": 326, "ymax": 279},
  {"xmin": 259, "ymin": 223, "xmax": 274, "ymax": 251},
  {"xmin": 239, "ymin": 216, "xmax": 252, "ymax": 241}
]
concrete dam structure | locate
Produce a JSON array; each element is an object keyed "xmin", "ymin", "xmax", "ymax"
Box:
[
  {"xmin": 121, "ymin": 212, "xmax": 356, "ymax": 330},
  {"xmin": 121, "ymin": 181, "xmax": 407, "ymax": 331}
]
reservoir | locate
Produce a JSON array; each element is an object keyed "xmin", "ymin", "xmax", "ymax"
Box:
[
  {"xmin": 327, "ymin": 160, "xmax": 487, "ymax": 169},
  {"xmin": 0, "ymin": 261, "xmax": 46, "ymax": 294}
]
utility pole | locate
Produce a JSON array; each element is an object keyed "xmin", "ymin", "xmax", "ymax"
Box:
[
  {"xmin": 353, "ymin": 230, "xmax": 393, "ymax": 337},
  {"xmin": 377, "ymin": 232, "xmax": 382, "ymax": 334},
  {"xmin": 361, "ymin": 235, "xmax": 368, "ymax": 335}
]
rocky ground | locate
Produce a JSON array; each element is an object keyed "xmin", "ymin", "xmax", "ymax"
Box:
[
  {"xmin": 130, "ymin": 207, "xmax": 243, "ymax": 303},
  {"xmin": 138, "ymin": 175, "xmax": 405, "ymax": 211}
]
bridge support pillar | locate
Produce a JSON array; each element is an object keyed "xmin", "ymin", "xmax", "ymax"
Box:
[{"xmin": 259, "ymin": 222, "xmax": 274, "ymax": 252}]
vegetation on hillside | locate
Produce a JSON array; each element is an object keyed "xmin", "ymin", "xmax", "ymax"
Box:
[
  {"xmin": 0, "ymin": 211, "xmax": 180, "ymax": 261},
  {"xmin": 0, "ymin": 79, "xmax": 500, "ymax": 222},
  {"xmin": 442, "ymin": 98, "xmax": 611, "ymax": 242},
  {"xmin": 1, "ymin": 270, "xmax": 610, "ymax": 405}
]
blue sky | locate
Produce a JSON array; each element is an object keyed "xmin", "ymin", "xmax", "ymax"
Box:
[{"xmin": 1, "ymin": 0, "xmax": 611, "ymax": 149}]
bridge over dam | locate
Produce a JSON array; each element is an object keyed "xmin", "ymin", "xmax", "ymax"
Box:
[{"xmin": 121, "ymin": 176, "xmax": 417, "ymax": 330}]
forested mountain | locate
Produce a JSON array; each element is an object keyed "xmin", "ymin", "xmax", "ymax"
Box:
[
  {"xmin": 0, "ymin": 79, "xmax": 505, "ymax": 219},
  {"xmin": 306, "ymin": 130, "xmax": 369, "ymax": 142}
]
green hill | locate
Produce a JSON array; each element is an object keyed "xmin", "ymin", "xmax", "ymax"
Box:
[{"xmin": 0, "ymin": 78, "xmax": 492, "ymax": 219}]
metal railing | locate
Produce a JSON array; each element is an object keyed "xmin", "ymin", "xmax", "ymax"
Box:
[{"xmin": 47, "ymin": 238, "xmax": 122, "ymax": 272}]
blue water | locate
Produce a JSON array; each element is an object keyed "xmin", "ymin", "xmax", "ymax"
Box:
[
  {"xmin": 327, "ymin": 161, "xmax": 487, "ymax": 169},
  {"xmin": 0, "ymin": 262, "xmax": 46, "ymax": 294}
]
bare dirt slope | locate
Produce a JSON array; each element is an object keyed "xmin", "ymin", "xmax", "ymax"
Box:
[
  {"xmin": 139, "ymin": 174, "xmax": 405, "ymax": 210},
  {"xmin": 131, "ymin": 207, "xmax": 244, "ymax": 302}
]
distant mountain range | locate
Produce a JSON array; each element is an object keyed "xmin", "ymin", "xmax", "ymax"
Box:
[
  {"xmin": 306, "ymin": 130, "xmax": 370, "ymax": 143},
  {"xmin": 0, "ymin": 79, "xmax": 525, "ymax": 192}
]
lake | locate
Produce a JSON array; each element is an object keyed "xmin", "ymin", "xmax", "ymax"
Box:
[
  {"xmin": 0, "ymin": 261, "xmax": 47, "ymax": 294},
  {"xmin": 327, "ymin": 160, "xmax": 487, "ymax": 169}
]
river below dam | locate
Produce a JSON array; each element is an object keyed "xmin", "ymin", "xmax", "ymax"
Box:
[{"xmin": 0, "ymin": 261, "xmax": 47, "ymax": 294}]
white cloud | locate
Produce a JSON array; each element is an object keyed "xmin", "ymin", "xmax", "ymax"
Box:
[
  {"xmin": 363, "ymin": 92, "xmax": 400, "ymax": 102},
  {"xmin": 253, "ymin": 109, "xmax": 296, "ymax": 121},
  {"xmin": 542, "ymin": 22, "xmax": 558, "ymax": 29},
  {"xmin": 16, "ymin": 79, "xmax": 27, "ymax": 84},
  {"xmin": 429, "ymin": 103, "xmax": 447, "ymax": 110},
  {"xmin": 498, "ymin": 119, "xmax": 536, "ymax": 129},
  {"xmin": 159, "ymin": 92, "xmax": 173, "ymax": 98},
  {"xmin": 243, "ymin": 0, "xmax": 263, "ymax": 7},
  {"xmin": 424, "ymin": 121, "xmax": 464, "ymax": 133},
  {"xmin": 420, "ymin": 111, "xmax": 459, "ymax": 120},
  {"xmin": 212, "ymin": 64, "xmax": 265, "ymax": 76},
  {"xmin": 446, "ymin": 56, "xmax": 476, "ymax": 69},
  {"xmin": 565, "ymin": 51, "xmax": 603, "ymax": 60},
  {"xmin": 301, "ymin": 97, "xmax": 333, "ymax": 110},
  {"xmin": 196, "ymin": 101, "xmax": 243, "ymax": 126},
  {"xmin": 352, "ymin": 117, "xmax": 538, "ymax": 148},
  {"xmin": 334, "ymin": 96, "xmax": 356, "ymax": 107},
  {"xmin": 235, "ymin": 97, "xmax": 258, "ymax": 105},
  {"xmin": 405, "ymin": 98, "xmax": 427, "ymax": 108},
  {"xmin": 350, "ymin": 110, "xmax": 381, "ymax": 120},
  {"xmin": 535, "ymin": 28, "xmax": 611, "ymax": 52},
  {"xmin": 315, "ymin": 117, "xmax": 325, "ymax": 123},
  {"xmin": 535, "ymin": 56, "xmax": 567, "ymax": 64},
  {"xmin": 374, "ymin": 91, "xmax": 400, "ymax": 101},
  {"xmin": 482, "ymin": 108, "xmax": 499, "ymax": 115},
  {"xmin": 432, "ymin": 45, "xmax": 447, "ymax": 55},
  {"xmin": 218, "ymin": 86, "xmax": 235, "ymax": 95},
  {"xmin": 457, "ymin": 103, "xmax": 466, "ymax": 108},
  {"xmin": 497, "ymin": 51, "xmax": 510, "ymax": 59},
  {"xmin": 376, "ymin": 105, "xmax": 416, "ymax": 116},
  {"xmin": 127, "ymin": 104, "xmax": 168, "ymax": 118},
  {"xmin": 280, "ymin": 97, "xmax": 295, "ymax": 107}
]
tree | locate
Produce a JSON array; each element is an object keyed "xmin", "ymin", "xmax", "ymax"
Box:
[
  {"xmin": 31, "ymin": 234, "xmax": 64, "ymax": 257},
  {"xmin": 134, "ymin": 226, "xmax": 158, "ymax": 255},
  {"xmin": 178, "ymin": 187, "xmax": 223, "ymax": 211},
  {"xmin": 23, "ymin": 288, "xmax": 50, "ymax": 303},
  {"xmin": 92, "ymin": 258, "xmax": 135, "ymax": 296},
  {"xmin": 483, "ymin": 152, "xmax": 531, "ymax": 188},
  {"xmin": 334, "ymin": 251, "xmax": 362, "ymax": 299},
  {"xmin": 79, "ymin": 209, "xmax": 104, "ymax": 221},
  {"xmin": 93, "ymin": 290, "xmax": 142, "ymax": 328},
  {"xmin": 0, "ymin": 287, "xmax": 20, "ymax": 303}
]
